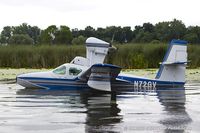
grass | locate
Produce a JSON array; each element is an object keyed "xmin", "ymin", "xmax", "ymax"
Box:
[
  {"xmin": 108, "ymin": 43, "xmax": 200, "ymax": 68},
  {"xmin": 108, "ymin": 43, "xmax": 167, "ymax": 68},
  {"xmin": 0, "ymin": 68, "xmax": 50, "ymax": 81},
  {"xmin": 0, "ymin": 43, "xmax": 199, "ymax": 69},
  {"xmin": 0, "ymin": 45, "xmax": 85, "ymax": 68}
]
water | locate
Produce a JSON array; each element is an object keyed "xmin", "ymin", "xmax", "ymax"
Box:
[{"xmin": 0, "ymin": 82, "xmax": 200, "ymax": 133}]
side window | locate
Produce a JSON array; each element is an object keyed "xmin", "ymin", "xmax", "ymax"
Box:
[
  {"xmin": 53, "ymin": 66, "xmax": 66, "ymax": 75},
  {"xmin": 69, "ymin": 67, "xmax": 82, "ymax": 76}
]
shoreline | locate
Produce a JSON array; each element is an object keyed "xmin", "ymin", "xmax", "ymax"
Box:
[{"xmin": 1, "ymin": 68, "xmax": 200, "ymax": 84}]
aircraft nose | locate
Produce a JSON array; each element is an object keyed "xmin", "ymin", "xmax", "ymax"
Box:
[
  {"xmin": 17, "ymin": 73, "xmax": 28, "ymax": 79},
  {"xmin": 16, "ymin": 73, "xmax": 38, "ymax": 88},
  {"xmin": 17, "ymin": 71, "xmax": 52, "ymax": 80},
  {"xmin": 16, "ymin": 73, "xmax": 26, "ymax": 84}
]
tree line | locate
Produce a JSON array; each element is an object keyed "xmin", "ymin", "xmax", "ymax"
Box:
[{"xmin": 1, "ymin": 19, "xmax": 200, "ymax": 45}]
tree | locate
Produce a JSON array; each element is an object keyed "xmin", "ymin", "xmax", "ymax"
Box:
[
  {"xmin": 40, "ymin": 25, "xmax": 57, "ymax": 44},
  {"xmin": 72, "ymin": 35, "xmax": 86, "ymax": 45},
  {"xmin": 8, "ymin": 34, "xmax": 34, "ymax": 45},
  {"xmin": 141, "ymin": 32, "xmax": 154, "ymax": 42},
  {"xmin": 112, "ymin": 26, "xmax": 124, "ymax": 43},
  {"xmin": 28, "ymin": 26, "xmax": 41, "ymax": 44},
  {"xmin": 104, "ymin": 26, "xmax": 126, "ymax": 43},
  {"xmin": 133, "ymin": 23, "xmax": 155, "ymax": 43},
  {"xmin": 122, "ymin": 26, "xmax": 133, "ymax": 43},
  {"xmin": 0, "ymin": 24, "xmax": 41, "ymax": 45},
  {"xmin": 13, "ymin": 23, "xmax": 29, "ymax": 35},
  {"xmin": 155, "ymin": 19, "xmax": 186, "ymax": 42},
  {"xmin": 169, "ymin": 19, "xmax": 186, "ymax": 39},
  {"xmin": 40, "ymin": 25, "xmax": 73, "ymax": 45},
  {"xmin": 143, "ymin": 22, "xmax": 154, "ymax": 32},
  {"xmin": 96, "ymin": 27, "xmax": 106, "ymax": 39},
  {"xmin": 72, "ymin": 28, "xmax": 80, "ymax": 38},
  {"xmin": 104, "ymin": 26, "xmax": 116, "ymax": 42},
  {"xmin": 84, "ymin": 26, "xmax": 96, "ymax": 37},
  {"xmin": 184, "ymin": 26, "xmax": 200, "ymax": 44},
  {"xmin": 184, "ymin": 33, "xmax": 198, "ymax": 43},
  {"xmin": 155, "ymin": 21, "xmax": 171, "ymax": 42},
  {"xmin": 0, "ymin": 26, "xmax": 12, "ymax": 44},
  {"xmin": 55, "ymin": 26, "xmax": 73, "ymax": 44}
]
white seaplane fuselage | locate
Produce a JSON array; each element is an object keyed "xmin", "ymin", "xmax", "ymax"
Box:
[
  {"xmin": 17, "ymin": 63, "xmax": 89, "ymax": 89},
  {"xmin": 17, "ymin": 37, "xmax": 188, "ymax": 92},
  {"xmin": 17, "ymin": 63, "xmax": 184, "ymax": 91}
]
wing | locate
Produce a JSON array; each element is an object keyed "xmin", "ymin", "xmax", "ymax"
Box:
[{"xmin": 79, "ymin": 64, "xmax": 121, "ymax": 92}]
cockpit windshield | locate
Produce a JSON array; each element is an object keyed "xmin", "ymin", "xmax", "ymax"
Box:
[
  {"xmin": 53, "ymin": 64, "xmax": 83, "ymax": 76},
  {"xmin": 53, "ymin": 66, "xmax": 66, "ymax": 75},
  {"xmin": 69, "ymin": 67, "xmax": 82, "ymax": 76}
]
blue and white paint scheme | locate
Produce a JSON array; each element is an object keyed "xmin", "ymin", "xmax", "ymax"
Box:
[{"xmin": 17, "ymin": 37, "xmax": 188, "ymax": 92}]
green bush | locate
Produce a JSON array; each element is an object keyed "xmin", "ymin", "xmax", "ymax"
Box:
[
  {"xmin": 150, "ymin": 40, "xmax": 161, "ymax": 44},
  {"xmin": 188, "ymin": 45, "xmax": 200, "ymax": 68},
  {"xmin": 9, "ymin": 34, "xmax": 34, "ymax": 45},
  {"xmin": 72, "ymin": 35, "xmax": 86, "ymax": 45}
]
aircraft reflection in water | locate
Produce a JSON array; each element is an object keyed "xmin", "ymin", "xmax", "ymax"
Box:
[
  {"xmin": 16, "ymin": 87, "xmax": 192, "ymax": 132},
  {"xmin": 16, "ymin": 88, "xmax": 122, "ymax": 132},
  {"xmin": 84, "ymin": 93, "xmax": 122, "ymax": 132},
  {"xmin": 157, "ymin": 88, "xmax": 192, "ymax": 132}
]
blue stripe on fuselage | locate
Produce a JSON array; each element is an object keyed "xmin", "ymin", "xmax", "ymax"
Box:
[
  {"xmin": 117, "ymin": 75, "xmax": 184, "ymax": 86},
  {"xmin": 18, "ymin": 77, "xmax": 88, "ymax": 90},
  {"xmin": 19, "ymin": 77, "xmax": 79, "ymax": 81},
  {"xmin": 36, "ymin": 84, "xmax": 89, "ymax": 90}
]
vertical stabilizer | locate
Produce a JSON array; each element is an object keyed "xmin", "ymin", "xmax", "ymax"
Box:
[{"xmin": 155, "ymin": 40, "xmax": 188, "ymax": 83}]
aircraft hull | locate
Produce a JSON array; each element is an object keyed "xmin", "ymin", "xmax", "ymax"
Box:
[
  {"xmin": 17, "ymin": 76, "xmax": 88, "ymax": 90},
  {"xmin": 17, "ymin": 75, "xmax": 185, "ymax": 91}
]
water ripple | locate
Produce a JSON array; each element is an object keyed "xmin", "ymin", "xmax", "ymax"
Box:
[{"xmin": 0, "ymin": 83, "xmax": 199, "ymax": 132}]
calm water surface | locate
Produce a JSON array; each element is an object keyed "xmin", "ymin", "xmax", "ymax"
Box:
[{"xmin": 0, "ymin": 82, "xmax": 200, "ymax": 133}]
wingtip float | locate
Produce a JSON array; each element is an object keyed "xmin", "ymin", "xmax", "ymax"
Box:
[{"xmin": 17, "ymin": 37, "xmax": 188, "ymax": 92}]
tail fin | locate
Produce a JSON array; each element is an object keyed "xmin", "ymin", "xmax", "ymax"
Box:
[{"xmin": 155, "ymin": 40, "xmax": 188, "ymax": 83}]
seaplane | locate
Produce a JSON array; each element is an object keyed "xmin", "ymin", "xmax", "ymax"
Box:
[{"xmin": 17, "ymin": 37, "xmax": 188, "ymax": 92}]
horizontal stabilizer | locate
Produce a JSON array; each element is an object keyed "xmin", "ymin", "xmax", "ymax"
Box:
[
  {"xmin": 79, "ymin": 64, "xmax": 121, "ymax": 91},
  {"xmin": 160, "ymin": 61, "xmax": 189, "ymax": 65}
]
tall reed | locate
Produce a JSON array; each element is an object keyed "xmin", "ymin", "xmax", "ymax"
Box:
[
  {"xmin": 0, "ymin": 45, "xmax": 85, "ymax": 68},
  {"xmin": 0, "ymin": 43, "xmax": 199, "ymax": 68}
]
